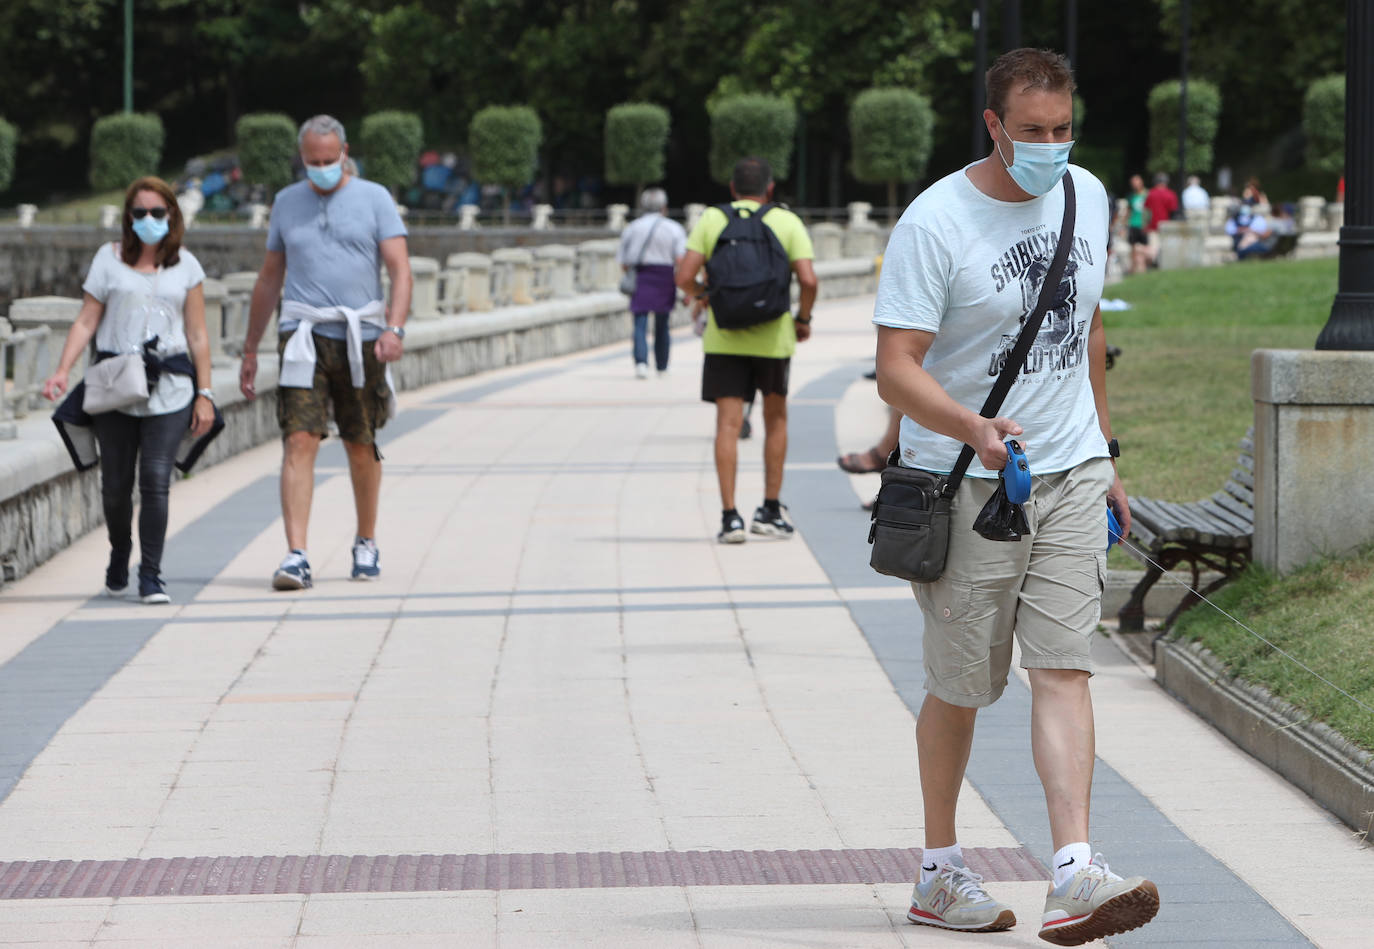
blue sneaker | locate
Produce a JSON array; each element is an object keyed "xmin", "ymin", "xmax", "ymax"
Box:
[
  {"xmin": 272, "ymin": 550, "xmax": 312, "ymax": 590},
  {"xmin": 351, "ymin": 538, "xmax": 380, "ymax": 581},
  {"xmin": 138, "ymin": 575, "xmax": 170, "ymax": 605}
]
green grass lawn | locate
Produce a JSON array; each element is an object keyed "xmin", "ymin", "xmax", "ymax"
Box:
[{"xmin": 1102, "ymin": 257, "xmax": 1374, "ymax": 753}]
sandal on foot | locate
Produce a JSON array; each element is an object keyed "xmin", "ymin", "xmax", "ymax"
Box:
[{"xmin": 838, "ymin": 447, "xmax": 887, "ymax": 474}]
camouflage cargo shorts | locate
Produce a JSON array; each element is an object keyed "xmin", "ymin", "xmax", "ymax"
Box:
[{"xmin": 276, "ymin": 332, "xmax": 391, "ymax": 445}]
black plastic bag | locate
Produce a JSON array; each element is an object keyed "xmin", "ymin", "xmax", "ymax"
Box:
[{"xmin": 972, "ymin": 480, "xmax": 1030, "ymax": 542}]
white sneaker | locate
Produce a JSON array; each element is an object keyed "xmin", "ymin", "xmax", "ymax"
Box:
[
  {"xmin": 1039, "ymin": 853, "xmax": 1159, "ymax": 946},
  {"xmin": 908, "ymin": 860, "xmax": 1016, "ymax": 932},
  {"xmin": 635, "ymin": 363, "xmax": 649, "ymax": 379}
]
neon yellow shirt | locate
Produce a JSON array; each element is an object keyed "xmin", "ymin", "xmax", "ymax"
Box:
[{"xmin": 687, "ymin": 200, "xmax": 814, "ymax": 358}]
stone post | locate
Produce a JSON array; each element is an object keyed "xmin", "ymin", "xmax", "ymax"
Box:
[
  {"xmin": 531, "ymin": 204, "xmax": 554, "ymax": 230},
  {"xmin": 200, "ymin": 278, "xmax": 231, "ymax": 365},
  {"xmin": 1209, "ymin": 195, "xmax": 1232, "ymax": 230},
  {"xmin": 843, "ymin": 222, "xmax": 882, "ymax": 259},
  {"xmin": 1156, "ymin": 219, "xmax": 1207, "ymax": 270},
  {"xmin": 16, "ymin": 204, "xmax": 37, "ymax": 227},
  {"xmin": 0, "ymin": 319, "xmax": 51, "ymax": 430},
  {"xmin": 1252, "ymin": 349, "xmax": 1374, "ymax": 572},
  {"xmin": 576, "ymin": 239, "xmax": 621, "ymax": 292},
  {"xmin": 1326, "ymin": 201, "xmax": 1345, "ymax": 232},
  {"xmin": 249, "ymin": 203, "xmax": 270, "ymax": 229},
  {"xmin": 606, "ymin": 203, "xmax": 629, "ymax": 231},
  {"xmin": 178, "ymin": 189, "xmax": 204, "ymax": 227},
  {"xmin": 221, "ymin": 272, "xmax": 270, "ymax": 354},
  {"xmin": 492, "ymin": 248, "xmax": 535, "ymax": 305},
  {"xmin": 848, "ymin": 202, "xmax": 873, "ymax": 227},
  {"xmin": 100, "ymin": 205, "xmax": 120, "ymax": 230},
  {"xmin": 408, "ymin": 256, "xmax": 441, "ymax": 319},
  {"xmin": 8, "ymin": 297, "xmax": 83, "ymax": 379},
  {"xmin": 459, "ymin": 205, "xmax": 480, "ymax": 230},
  {"xmin": 1298, "ymin": 196, "xmax": 1328, "ymax": 232},
  {"xmin": 533, "ymin": 244, "xmax": 576, "ymax": 298},
  {"xmin": 685, "ymin": 203, "xmax": 706, "ymax": 233},
  {"xmin": 446, "ymin": 253, "xmax": 492, "ymax": 311},
  {"xmin": 810, "ymin": 223, "xmax": 843, "ymax": 261}
]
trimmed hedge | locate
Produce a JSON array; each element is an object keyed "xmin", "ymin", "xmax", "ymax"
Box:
[
  {"xmin": 1304, "ymin": 75, "xmax": 1344, "ymax": 174},
  {"xmin": 604, "ymin": 103, "xmax": 670, "ymax": 190},
  {"xmin": 0, "ymin": 117, "xmax": 15, "ymax": 193},
  {"xmin": 849, "ymin": 88, "xmax": 934, "ymax": 188},
  {"xmin": 1147, "ymin": 79, "xmax": 1221, "ymax": 176},
  {"xmin": 235, "ymin": 113, "xmax": 297, "ymax": 194},
  {"xmin": 469, "ymin": 105, "xmax": 541, "ymax": 189},
  {"xmin": 709, "ymin": 94, "xmax": 796, "ymax": 185},
  {"xmin": 361, "ymin": 110, "xmax": 423, "ymax": 194},
  {"xmin": 89, "ymin": 113, "xmax": 165, "ymax": 191}
]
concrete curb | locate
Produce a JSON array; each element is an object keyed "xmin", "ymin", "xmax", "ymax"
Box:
[{"xmin": 1155, "ymin": 636, "xmax": 1374, "ymax": 837}]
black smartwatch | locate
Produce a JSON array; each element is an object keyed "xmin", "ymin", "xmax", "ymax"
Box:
[
  {"xmin": 794, "ymin": 315, "xmax": 812, "ymax": 326},
  {"xmin": 1107, "ymin": 437, "xmax": 1120, "ymax": 458}
]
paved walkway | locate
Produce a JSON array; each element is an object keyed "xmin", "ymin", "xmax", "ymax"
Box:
[{"xmin": 0, "ymin": 296, "xmax": 1370, "ymax": 947}]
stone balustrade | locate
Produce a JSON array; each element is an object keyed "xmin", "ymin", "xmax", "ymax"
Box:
[
  {"xmin": 576, "ymin": 240, "xmax": 621, "ymax": 293},
  {"xmin": 531, "ymin": 204, "xmax": 554, "ymax": 230},
  {"xmin": 444, "ymin": 253, "xmax": 492, "ymax": 312},
  {"xmin": 684, "ymin": 203, "xmax": 706, "ymax": 233},
  {"xmin": 458, "ymin": 205, "xmax": 480, "ymax": 230},
  {"xmin": 0, "ymin": 319, "xmax": 51, "ymax": 438},
  {"xmin": 1299, "ymin": 196, "xmax": 1327, "ymax": 232},
  {"xmin": 810, "ymin": 223, "xmax": 844, "ymax": 261},
  {"xmin": 490, "ymin": 248, "xmax": 535, "ymax": 306},
  {"xmin": 532, "ymin": 244, "xmax": 576, "ymax": 299},
  {"xmin": 17, "ymin": 205, "xmax": 37, "ymax": 227},
  {"xmin": 606, "ymin": 204, "xmax": 629, "ymax": 232},
  {"xmin": 409, "ymin": 256, "xmax": 441, "ymax": 319},
  {"xmin": 200, "ymin": 278, "xmax": 230, "ymax": 365}
]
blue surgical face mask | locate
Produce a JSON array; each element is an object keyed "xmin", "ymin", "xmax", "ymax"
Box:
[
  {"xmin": 306, "ymin": 158, "xmax": 343, "ymax": 190},
  {"xmin": 131, "ymin": 215, "xmax": 169, "ymax": 245},
  {"xmin": 995, "ymin": 121, "xmax": 1074, "ymax": 197}
]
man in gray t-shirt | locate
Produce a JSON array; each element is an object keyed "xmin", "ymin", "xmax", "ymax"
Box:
[{"xmin": 239, "ymin": 114, "xmax": 413, "ymax": 592}]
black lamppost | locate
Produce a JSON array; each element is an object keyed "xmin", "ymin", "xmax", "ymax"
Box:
[
  {"xmin": 1002, "ymin": 0, "xmax": 1021, "ymax": 52},
  {"xmin": 1065, "ymin": 0, "xmax": 1078, "ymax": 67},
  {"xmin": 1177, "ymin": 0, "xmax": 1190, "ymax": 189},
  {"xmin": 1316, "ymin": 0, "xmax": 1374, "ymax": 350},
  {"xmin": 972, "ymin": 0, "xmax": 988, "ymax": 163}
]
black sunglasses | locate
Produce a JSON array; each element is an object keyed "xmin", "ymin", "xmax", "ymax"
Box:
[{"xmin": 131, "ymin": 207, "xmax": 168, "ymax": 220}]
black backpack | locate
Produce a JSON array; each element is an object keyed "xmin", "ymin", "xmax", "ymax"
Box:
[{"xmin": 705, "ymin": 203, "xmax": 793, "ymax": 330}]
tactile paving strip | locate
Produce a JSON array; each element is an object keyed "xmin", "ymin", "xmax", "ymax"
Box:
[{"xmin": 0, "ymin": 846, "xmax": 1045, "ymax": 899}]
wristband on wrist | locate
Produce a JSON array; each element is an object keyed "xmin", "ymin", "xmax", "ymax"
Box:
[{"xmin": 794, "ymin": 315, "xmax": 812, "ymax": 325}]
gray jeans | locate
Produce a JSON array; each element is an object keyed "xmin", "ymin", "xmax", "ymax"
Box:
[{"xmin": 92, "ymin": 403, "xmax": 192, "ymax": 584}]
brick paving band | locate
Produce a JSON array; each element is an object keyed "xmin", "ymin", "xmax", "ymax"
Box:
[{"xmin": 0, "ymin": 847, "xmax": 1044, "ymax": 899}]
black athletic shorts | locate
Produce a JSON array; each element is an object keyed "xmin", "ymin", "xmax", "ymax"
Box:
[
  {"xmin": 1127, "ymin": 226, "xmax": 1148, "ymax": 246},
  {"xmin": 700, "ymin": 353, "xmax": 790, "ymax": 403}
]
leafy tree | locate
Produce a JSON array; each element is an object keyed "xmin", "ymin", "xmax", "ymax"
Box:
[
  {"xmin": 849, "ymin": 88, "xmax": 934, "ymax": 220},
  {"xmin": 469, "ymin": 105, "xmax": 542, "ymax": 225},
  {"xmin": 89, "ymin": 113, "xmax": 164, "ymax": 191},
  {"xmin": 1147, "ymin": 79, "xmax": 1221, "ymax": 177},
  {"xmin": 604, "ymin": 103, "xmax": 670, "ymax": 200},
  {"xmin": 1303, "ymin": 75, "xmax": 1344, "ymax": 174},
  {"xmin": 235, "ymin": 112, "xmax": 297, "ymax": 194},
  {"xmin": 0, "ymin": 117, "xmax": 16, "ymax": 193},
  {"xmin": 709, "ymin": 95, "xmax": 796, "ymax": 185},
  {"xmin": 361, "ymin": 110, "xmax": 423, "ymax": 196}
]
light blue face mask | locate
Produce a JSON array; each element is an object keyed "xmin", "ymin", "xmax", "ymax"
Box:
[
  {"xmin": 131, "ymin": 216, "xmax": 169, "ymax": 245},
  {"xmin": 995, "ymin": 123, "xmax": 1074, "ymax": 197},
  {"xmin": 305, "ymin": 159, "xmax": 343, "ymax": 190}
]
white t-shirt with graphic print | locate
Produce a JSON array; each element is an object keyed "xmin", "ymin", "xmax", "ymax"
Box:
[{"xmin": 872, "ymin": 163, "xmax": 1112, "ymax": 479}]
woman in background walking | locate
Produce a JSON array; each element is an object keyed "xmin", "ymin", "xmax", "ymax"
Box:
[
  {"xmin": 43, "ymin": 177, "xmax": 216, "ymax": 604},
  {"xmin": 617, "ymin": 188, "xmax": 687, "ymax": 378}
]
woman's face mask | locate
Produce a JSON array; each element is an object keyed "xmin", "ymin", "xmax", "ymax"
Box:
[
  {"xmin": 994, "ymin": 118, "xmax": 1074, "ymax": 197},
  {"xmin": 131, "ymin": 210, "xmax": 170, "ymax": 245}
]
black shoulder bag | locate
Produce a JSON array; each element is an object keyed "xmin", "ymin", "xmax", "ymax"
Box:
[{"xmin": 868, "ymin": 172, "xmax": 1077, "ymax": 582}]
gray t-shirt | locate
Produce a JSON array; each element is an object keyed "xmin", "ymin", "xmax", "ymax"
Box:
[
  {"xmin": 267, "ymin": 177, "xmax": 407, "ymax": 341},
  {"xmin": 616, "ymin": 213, "xmax": 687, "ymax": 267}
]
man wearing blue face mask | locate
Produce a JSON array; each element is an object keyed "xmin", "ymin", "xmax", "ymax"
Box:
[
  {"xmin": 873, "ymin": 49, "xmax": 1157, "ymax": 944},
  {"xmin": 239, "ymin": 114, "xmax": 413, "ymax": 591}
]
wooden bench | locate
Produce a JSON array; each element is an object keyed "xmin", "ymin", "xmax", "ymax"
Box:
[{"xmin": 1117, "ymin": 430, "xmax": 1254, "ymax": 631}]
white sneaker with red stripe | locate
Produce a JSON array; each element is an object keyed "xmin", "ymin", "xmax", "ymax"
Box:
[
  {"xmin": 1038, "ymin": 853, "xmax": 1159, "ymax": 946},
  {"xmin": 907, "ymin": 859, "xmax": 1016, "ymax": 932}
]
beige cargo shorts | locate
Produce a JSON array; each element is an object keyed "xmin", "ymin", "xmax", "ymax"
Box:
[{"xmin": 912, "ymin": 456, "xmax": 1113, "ymax": 708}]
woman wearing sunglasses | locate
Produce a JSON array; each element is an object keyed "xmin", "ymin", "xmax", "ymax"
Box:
[{"xmin": 43, "ymin": 176, "xmax": 216, "ymax": 604}]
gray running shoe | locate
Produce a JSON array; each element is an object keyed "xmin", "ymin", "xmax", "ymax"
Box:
[
  {"xmin": 1038, "ymin": 853, "xmax": 1159, "ymax": 946},
  {"xmin": 907, "ymin": 859, "xmax": 1016, "ymax": 933}
]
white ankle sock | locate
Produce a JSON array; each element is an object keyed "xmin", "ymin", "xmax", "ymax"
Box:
[
  {"xmin": 1051, "ymin": 842, "xmax": 1092, "ymax": 888},
  {"xmin": 920, "ymin": 844, "xmax": 963, "ymax": 883}
]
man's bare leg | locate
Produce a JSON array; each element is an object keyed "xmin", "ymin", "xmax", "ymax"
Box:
[
  {"xmin": 714, "ymin": 397, "xmax": 745, "ymax": 510},
  {"xmin": 344, "ymin": 440, "xmax": 381, "ymax": 540},
  {"xmin": 761, "ymin": 393, "xmax": 788, "ymax": 499},
  {"xmin": 281, "ymin": 431, "xmax": 321, "ymax": 550},
  {"xmin": 1028, "ymin": 668, "xmax": 1095, "ymax": 850},
  {"xmin": 916, "ymin": 693, "xmax": 979, "ymax": 848}
]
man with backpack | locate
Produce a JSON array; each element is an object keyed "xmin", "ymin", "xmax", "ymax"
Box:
[{"xmin": 676, "ymin": 157, "xmax": 818, "ymax": 544}]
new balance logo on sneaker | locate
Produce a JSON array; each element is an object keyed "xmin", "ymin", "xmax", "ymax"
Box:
[
  {"xmin": 907, "ymin": 861, "xmax": 1016, "ymax": 933},
  {"xmin": 1039, "ymin": 853, "xmax": 1160, "ymax": 946}
]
